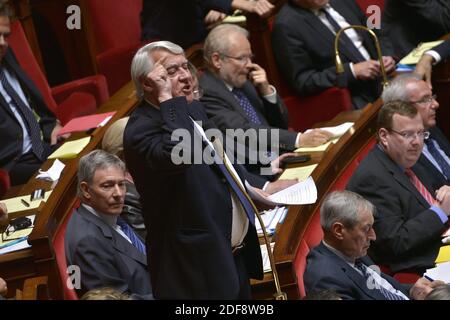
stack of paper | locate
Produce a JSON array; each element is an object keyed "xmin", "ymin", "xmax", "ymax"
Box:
[
  {"xmin": 36, "ymin": 159, "xmax": 65, "ymax": 181},
  {"xmin": 0, "ymin": 215, "xmax": 35, "ymax": 255},
  {"xmin": 260, "ymin": 242, "xmax": 276, "ymax": 273},
  {"xmin": 399, "ymin": 40, "xmax": 444, "ymax": 65},
  {"xmin": 425, "ymin": 261, "xmax": 450, "ymax": 283},
  {"xmin": 279, "ymin": 164, "xmax": 318, "ymax": 181},
  {"xmin": 57, "ymin": 111, "xmax": 116, "ymax": 136},
  {"xmin": 435, "ymin": 245, "xmax": 450, "ymax": 264},
  {"xmin": 255, "ymin": 206, "xmax": 288, "ymax": 236},
  {"xmin": 48, "ymin": 136, "xmax": 91, "ymax": 159},
  {"xmin": 2, "ymin": 191, "xmax": 52, "ymax": 214},
  {"xmin": 246, "ymin": 176, "xmax": 318, "ymax": 206}
]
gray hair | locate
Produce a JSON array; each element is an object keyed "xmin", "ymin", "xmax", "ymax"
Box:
[
  {"xmin": 320, "ymin": 190, "xmax": 375, "ymax": 231},
  {"xmin": 425, "ymin": 284, "xmax": 450, "ymax": 300},
  {"xmin": 131, "ymin": 41, "xmax": 184, "ymax": 99},
  {"xmin": 77, "ymin": 150, "xmax": 126, "ymax": 197},
  {"xmin": 381, "ymin": 73, "xmax": 423, "ymax": 103},
  {"xmin": 203, "ymin": 24, "xmax": 249, "ymax": 66},
  {"xmin": 0, "ymin": 0, "xmax": 13, "ymax": 17}
]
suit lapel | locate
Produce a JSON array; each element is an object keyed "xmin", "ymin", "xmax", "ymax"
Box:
[
  {"xmin": 317, "ymin": 244, "xmax": 386, "ymax": 300},
  {"xmin": 78, "ymin": 206, "xmax": 147, "ymax": 266},
  {"xmin": 374, "ymin": 147, "xmax": 431, "ymax": 208},
  {"xmin": 430, "ymin": 127, "xmax": 450, "ymax": 158}
]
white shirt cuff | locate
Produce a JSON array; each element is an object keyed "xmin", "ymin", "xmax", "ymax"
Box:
[
  {"xmin": 262, "ymin": 181, "xmax": 270, "ymax": 191},
  {"xmin": 425, "ymin": 50, "xmax": 441, "ymax": 65},
  {"xmin": 349, "ymin": 62, "xmax": 356, "ymax": 78},
  {"xmin": 263, "ymin": 85, "xmax": 277, "ymax": 104},
  {"xmin": 295, "ymin": 133, "xmax": 302, "ymax": 148}
]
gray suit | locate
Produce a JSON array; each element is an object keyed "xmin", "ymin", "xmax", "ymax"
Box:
[{"xmin": 65, "ymin": 205, "xmax": 153, "ymax": 299}]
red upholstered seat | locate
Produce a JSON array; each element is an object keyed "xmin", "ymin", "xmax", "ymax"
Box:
[
  {"xmin": 356, "ymin": 0, "xmax": 385, "ymax": 13},
  {"xmin": 8, "ymin": 20, "xmax": 109, "ymax": 125},
  {"xmin": 52, "ymin": 201, "xmax": 79, "ymax": 300},
  {"xmin": 293, "ymin": 137, "xmax": 376, "ymax": 298},
  {"xmin": 83, "ymin": 0, "xmax": 144, "ymax": 94},
  {"xmin": 0, "ymin": 169, "xmax": 10, "ymax": 199}
]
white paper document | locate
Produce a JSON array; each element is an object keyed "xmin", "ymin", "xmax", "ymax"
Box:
[
  {"xmin": 310, "ymin": 122, "xmax": 354, "ymax": 138},
  {"xmin": 424, "ymin": 261, "xmax": 450, "ymax": 283},
  {"xmin": 36, "ymin": 159, "xmax": 66, "ymax": 181},
  {"xmin": 260, "ymin": 242, "xmax": 276, "ymax": 273},
  {"xmin": 255, "ymin": 206, "xmax": 288, "ymax": 236},
  {"xmin": 246, "ymin": 176, "xmax": 317, "ymax": 206}
]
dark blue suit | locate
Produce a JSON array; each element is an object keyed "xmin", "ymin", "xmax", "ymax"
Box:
[
  {"xmin": 433, "ymin": 40, "xmax": 450, "ymax": 60},
  {"xmin": 0, "ymin": 49, "xmax": 57, "ymax": 183},
  {"xmin": 65, "ymin": 205, "xmax": 153, "ymax": 299},
  {"xmin": 305, "ymin": 242, "xmax": 410, "ymax": 300},
  {"xmin": 123, "ymin": 97, "xmax": 264, "ymax": 299}
]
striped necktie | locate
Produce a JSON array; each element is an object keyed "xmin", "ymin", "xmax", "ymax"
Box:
[
  {"xmin": 0, "ymin": 68, "xmax": 45, "ymax": 160},
  {"xmin": 117, "ymin": 216, "xmax": 146, "ymax": 255},
  {"xmin": 405, "ymin": 168, "xmax": 435, "ymax": 205},
  {"xmin": 355, "ymin": 260, "xmax": 406, "ymax": 300},
  {"xmin": 425, "ymin": 138, "xmax": 450, "ymax": 181},
  {"xmin": 232, "ymin": 87, "xmax": 262, "ymax": 124}
]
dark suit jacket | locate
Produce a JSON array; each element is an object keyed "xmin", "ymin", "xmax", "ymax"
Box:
[
  {"xmin": 0, "ymin": 49, "xmax": 57, "ymax": 170},
  {"xmin": 123, "ymin": 97, "xmax": 264, "ymax": 299},
  {"xmin": 305, "ymin": 242, "xmax": 410, "ymax": 300},
  {"xmin": 272, "ymin": 0, "xmax": 393, "ymax": 109},
  {"xmin": 65, "ymin": 205, "xmax": 153, "ymax": 299},
  {"xmin": 382, "ymin": 0, "xmax": 450, "ymax": 59},
  {"xmin": 200, "ymin": 70, "xmax": 296, "ymax": 150},
  {"xmin": 434, "ymin": 40, "xmax": 450, "ymax": 60},
  {"xmin": 347, "ymin": 146, "xmax": 447, "ymax": 273},
  {"xmin": 141, "ymin": 0, "xmax": 232, "ymax": 48},
  {"xmin": 414, "ymin": 127, "xmax": 450, "ymax": 187}
]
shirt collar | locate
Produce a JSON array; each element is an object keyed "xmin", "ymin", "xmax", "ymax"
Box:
[
  {"xmin": 82, "ymin": 203, "xmax": 118, "ymax": 227},
  {"xmin": 322, "ymin": 240, "xmax": 355, "ymax": 265}
]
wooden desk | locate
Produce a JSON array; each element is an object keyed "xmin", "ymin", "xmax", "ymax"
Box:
[
  {"xmin": 251, "ymin": 99, "xmax": 382, "ymax": 299},
  {"xmin": 0, "ymin": 82, "xmax": 139, "ymax": 299}
]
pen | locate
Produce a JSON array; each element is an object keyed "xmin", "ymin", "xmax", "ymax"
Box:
[
  {"xmin": 424, "ymin": 275, "xmax": 434, "ymax": 282},
  {"xmin": 21, "ymin": 199, "xmax": 30, "ymax": 207},
  {"xmin": 0, "ymin": 236, "xmax": 28, "ymax": 250}
]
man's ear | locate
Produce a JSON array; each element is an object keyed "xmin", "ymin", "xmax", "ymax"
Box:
[
  {"xmin": 378, "ymin": 128, "xmax": 388, "ymax": 148},
  {"xmin": 331, "ymin": 222, "xmax": 345, "ymax": 240},
  {"xmin": 80, "ymin": 182, "xmax": 91, "ymax": 199},
  {"xmin": 211, "ymin": 52, "xmax": 222, "ymax": 70}
]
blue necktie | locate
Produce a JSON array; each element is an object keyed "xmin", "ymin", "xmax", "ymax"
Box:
[
  {"xmin": 320, "ymin": 8, "xmax": 366, "ymax": 62},
  {"xmin": 232, "ymin": 88, "xmax": 262, "ymax": 125},
  {"xmin": 425, "ymin": 138, "xmax": 450, "ymax": 181},
  {"xmin": 117, "ymin": 217, "xmax": 146, "ymax": 255},
  {"xmin": 0, "ymin": 68, "xmax": 45, "ymax": 160},
  {"xmin": 212, "ymin": 139, "xmax": 257, "ymax": 226},
  {"xmin": 355, "ymin": 260, "xmax": 406, "ymax": 300}
]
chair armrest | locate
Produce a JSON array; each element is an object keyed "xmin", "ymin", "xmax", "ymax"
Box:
[
  {"xmin": 15, "ymin": 276, "xmax": 49, "ymax": 300},
  {"xmin": 51, "ymin": 75, "xmax": 109, "ymax": 107}
]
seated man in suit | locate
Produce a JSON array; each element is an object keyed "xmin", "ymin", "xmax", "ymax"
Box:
[
  {"xmin": 305, "ymin": 190, "xmax": 442, "ymax": 300},
  {"xmin": 124, "ymin": 41, "xmax": 297, "ymax": 299},
  {"xmin": 0, "ymin": 2, "xmax": 66, "ymax": 185},
  {"xmin": 65, "ymin": 150, "xmax": 152, "ymax": 299},
  {"xmin": 382, "ymin": 74, "xmax": 450, "ymax": 187},
  {"xmin": 272, "ymin": 0, "xmax": 395, "ymax": 109},
  {"xmin": 200, "ymin": 24, "xmax": 333, "ymax": 174},
  {"xmin": 347, "ymin": 101, "xmax": 450, "ymax": 274},
  {"xmin": 415, "ymin": 40, "xmax": 450, "ymax": 86},
  {"xmin": 382, "ymin": 0, "xmax": 450, "ymax": 59}
]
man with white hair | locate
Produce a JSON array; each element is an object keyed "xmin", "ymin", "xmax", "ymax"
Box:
[{"xmin": 123, "ymin": 41, "xmax": 295, "ymax": 299}]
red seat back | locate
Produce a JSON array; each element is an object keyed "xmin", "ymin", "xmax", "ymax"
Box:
[
  {"xmin": 84, "ymin": 0, "xmax": 143, "ymax": 94},
  {"xmin": 52, "ymin": 200, "xmax": 80, "ymax": 300},
  {"xmin": 8, "ymin": 20, "xmax": 58, "ymax": 113},
  {"xmin": 0, "ymin": 169, "xmax": 10, "ymax": 198},
  {"xmin": 293, "ymin": 137, "xmax": 376, "ymax": 297},
  {"xmin": 356, "ymin": 0, "xmax": 384, "ymax": 13}
]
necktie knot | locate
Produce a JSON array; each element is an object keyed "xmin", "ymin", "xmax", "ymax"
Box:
[{"xmin": 117, "ymin": 216, "xmax": 146, "ymax": 255}]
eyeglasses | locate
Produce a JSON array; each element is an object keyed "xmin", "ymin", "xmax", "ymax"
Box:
[
  {"xmin": 221, "ymin": 53, "xmax": 254, "ymax": 64},
  {"xmin": 389, "ymin": 129, "xmax": 430, "ymax": 141},
  {"xmin": 411, "ymin": 94, "xmax": 437, "ymax": 106}
]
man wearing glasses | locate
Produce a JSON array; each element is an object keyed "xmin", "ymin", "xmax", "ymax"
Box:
[
  {"xmin": 347, "ymin": 101, "xmax": 450, "ymax": 275},
  {"xmin": 382, "ymin": 74, "xmax": 450, "ymax": 187},
  {"xmin": 200, "ymin": 24, "xmax": 332, "ymax": 175}
]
